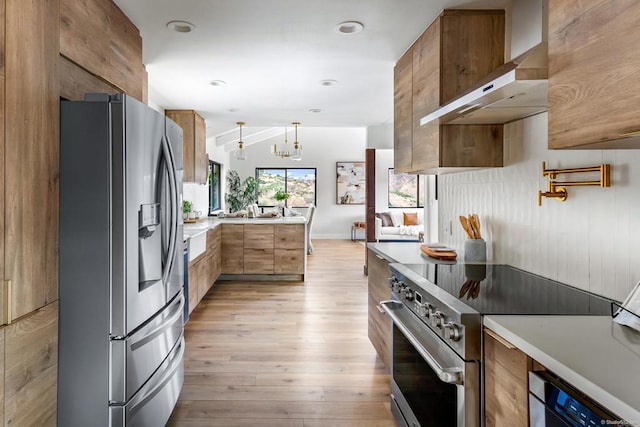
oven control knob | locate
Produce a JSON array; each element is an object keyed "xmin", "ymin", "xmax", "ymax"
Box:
[
  {"xmin": 415, "ymin": 302, "xmax": 434, "ymax": 317},
  {"xmin": 388, "ymin": 277, "xmax": 398, "ymax": 288},
  {"xmin": 431, "ymin": 311, "xmax": 445, "ymax": 329},
  {"xmin": 402, "ymin": 288, "xmax": 414, "ymax": 301},
  {"xmin": 444, "ymin": 322, "xmax": 462, "ymax": 341},
  {"xmin": 391, "ymin": 280, "xmax": 403, "ymax": 293}
]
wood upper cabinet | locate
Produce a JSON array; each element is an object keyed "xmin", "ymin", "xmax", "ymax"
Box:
[
  {"xmin": 165, "ymin": 110, "xmax": 207, "ymax": 183},
  {"xmin": 395, "ymin": 9, "xmax": 505, "ymax": 173},
  {"xmin": 484, "ymin": 328, "xmax": 531, "ymax": 427},
  {"xmin": 548, "ymin": 0, "xmax": 640, "ymax": 149},
  {"xmin": 394, "ymin": 47, "xmax": 413, "ymax": 173},
  {"xmin": 59, "ymin": 0, "xmax": 147, "ymax": 102},
  {"xmin": 367, "ymin": 249, "xmax": 391, "ymax": 368},
  {"xmin": 4, "ymin": 0, "xmax": 60, "ymax": 322}
]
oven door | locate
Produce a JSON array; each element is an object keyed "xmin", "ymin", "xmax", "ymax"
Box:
[{"xmin": 381, "ymin": 299, "xmax": 480, "ymax": 427}]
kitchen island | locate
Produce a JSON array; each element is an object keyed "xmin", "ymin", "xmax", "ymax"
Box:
[
  {"xmin": 184, "ymin": 215, "xmax": 307, "ymax": 278},
  {"xmin": 183, "ymin": 215, "xmax": 307, "ymax": 315}
]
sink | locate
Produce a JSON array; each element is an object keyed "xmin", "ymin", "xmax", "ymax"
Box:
[{"xmin": 187, "ymin": 231, "xmax": 206, "ymax": 262}]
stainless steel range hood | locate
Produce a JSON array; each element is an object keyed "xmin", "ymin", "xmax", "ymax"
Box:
[{"xmin": 420, "ymin": 42, "xmax": 548, "ymax": 126}]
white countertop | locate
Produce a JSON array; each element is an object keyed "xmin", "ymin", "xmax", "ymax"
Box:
[
  {"xmin": 183, "ymin": 215, "xmax": 306, "ymax": 241},
  {"xmin": 367, "ymin": 242, "xmax": 457, "ymax": 265},
  {"xmin": 484, "ymin": 315, "xmax": 640, "ymax": 423}
]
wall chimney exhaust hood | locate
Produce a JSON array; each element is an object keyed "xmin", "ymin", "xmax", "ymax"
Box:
[{"xmin": 420, "ymin": 42, "xmax": 548, "ymax": 126}]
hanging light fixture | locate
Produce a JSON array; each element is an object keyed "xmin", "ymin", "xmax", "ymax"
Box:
[
  {"xmin": 234, "ymin": 121, "xmax": 246, "ymax": 160},
  {"xmin": 272, "ymin": 125, "xmax": 292, "ymax": 158},
  {"xmin": 291, "ymin": 122, "xmax": 302, "ymax": 161}
]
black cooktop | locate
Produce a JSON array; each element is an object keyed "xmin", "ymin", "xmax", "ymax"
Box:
[{"xmin": 399, "ymin": 263, "xmax": 612, "ymax": 315}]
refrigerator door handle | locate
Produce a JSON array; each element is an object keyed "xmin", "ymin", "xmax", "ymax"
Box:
[
  {"xmin": 127, "ymin": 336, "xmax": 185, "ymax": 419},
  {"xmin": 160, "ymin": 134, "xmax": 179, "ymax": 286},
  {"xmin": 130, "ymin": 294, "xmax": 183, "ymax": 351}
]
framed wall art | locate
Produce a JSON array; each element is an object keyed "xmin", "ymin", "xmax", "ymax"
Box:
[{"xmin": 336, "ymin": 161, "xmax": 366, "ymax": 205}]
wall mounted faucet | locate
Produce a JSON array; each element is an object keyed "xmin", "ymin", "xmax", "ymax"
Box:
[{"xmin": 537, "ymin": 161, "xmax": 611, "ymax": 206}]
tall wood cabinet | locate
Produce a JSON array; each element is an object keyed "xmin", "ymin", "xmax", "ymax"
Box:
[
  {"xmin": 165, "ymin": 110, "xmax": 208, "ymax": 183},
  {"xmin": 548, "ymin": 0, "xmax": 640, "ymax": 149},
  {"xmin": 0, "ymin": 0, "xmax": 148, "ymax": 424},
  {"xmin": 394, "ymin": 10, "xmax": 505, "ymax": 173}
]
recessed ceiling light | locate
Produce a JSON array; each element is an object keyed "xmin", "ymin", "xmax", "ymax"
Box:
[
  {"xmin": 166, "ymin": 20, "xmax": 196, "ymax": 33},
  {"xmin": 319, "ymin": 79, "xmax": 338, "ymax": 87},
  {"xmin": 335, "ymin": 21, "xmax": 364, "ymax": 35},
  {"xmin": 309, "ymin": 108, "xmax": 322, "ymax": 113},
  {"xmin": 209, "ymin": 80, "xmax": 227, "ymax": 87}
]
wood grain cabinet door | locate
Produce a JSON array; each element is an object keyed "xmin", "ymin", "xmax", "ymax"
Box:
[
  {"xmin": 4, "ymin": 0, "xmax": 60, "ymax": 323},
  {"xmin": 548, "ymin": 0, "xmax": 640, "ymax": 149},
  {"xmin": 165, "ymin": 110, "xmax": 207, "ymax": 183},
  {"xmin": 367, "ymin": 249, "xmax": 391, "ymax": 368},
  {"xmin": 244, "ymin": 225, "xmax": 274, "ymax": 274},
  {"xmin": 393, "ymin": 47, "xmax": 413, "ymax": 173},
  {"xmin": 484, "ymin": 328, "xmax": 531, "ymax": 427},
  {"xmin": 60, "ymin": 0, "xmax": 146, "ymax": 102},
  {"xmin": 221, "ymin": 225, "xmax": 244, "ymax": 274}
]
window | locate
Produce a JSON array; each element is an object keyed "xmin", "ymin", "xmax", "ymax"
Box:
[
  {"xmin": 388, "ymin": 168, "xmax": 425, "ymax": 208},
  {"xmin": 256, "ymin": 168, "xmax": 317, "ymax": 208},
  {"xmin": 208, "ymin": 160, "xmax": 222, "ymax": 214}
]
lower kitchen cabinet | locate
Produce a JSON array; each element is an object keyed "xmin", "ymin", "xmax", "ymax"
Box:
[
  {"xmin": 187, "ymin": 256, "xmax": 203, "ymax": 314},
  {"xmin": 221, "ymin": 224, "xmax": 244, "ymax": 274},
  {"xmin": 3, "ymin": 302, "xmax": 58, "ymax": 426},
  {"xmin": 207, "ymin": 227, "xmax": 221, "ymax": 288},
  {"xmin": 484, "ymin": 328, "xmax": 531, "ymax": 427},
  {"xmin": 367, "ymin": 249, "xmax": 391, "ymax": 368},
  {"xmin": 221, "ymin": 223, "xmax": 305, "ymax": 276}
]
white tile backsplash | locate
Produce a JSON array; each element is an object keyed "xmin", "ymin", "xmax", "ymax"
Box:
[{"xmin": 438, "ymin": 112, "xmax": 640, "ymax": 301}]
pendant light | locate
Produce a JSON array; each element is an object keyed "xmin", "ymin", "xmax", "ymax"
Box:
[
  {"xmin": 291, "ymin": 122, "xmax": 302, "ymax": 161},
  {"xmin": 272, "ymin": 125, "xmax": 292, "ymax": 158},
  {"xmin": 234, "ymin": 121, "xmax": 246, "ymax": 161}
]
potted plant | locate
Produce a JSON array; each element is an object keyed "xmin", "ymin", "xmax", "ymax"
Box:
[
  {"xmin": 182, "ymin": 200, "xmax": 192, "ymax": 220},
  {"xmin": 225, "ymin": 170, "xmax": 258, "ymax": 213},
  {"xmin": 274, "ymin": 190, "xmax": 289, "ymax": 216}
]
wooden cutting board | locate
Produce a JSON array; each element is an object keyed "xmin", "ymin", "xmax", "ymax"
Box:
[{"xmin": 420, "ymin": 244, "xmax": 457, "ymax": 260}]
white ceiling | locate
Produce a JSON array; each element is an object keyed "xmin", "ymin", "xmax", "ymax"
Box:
[{"xmin": 114, "ymin": 0, "xmax": 508, "ymax": 138}]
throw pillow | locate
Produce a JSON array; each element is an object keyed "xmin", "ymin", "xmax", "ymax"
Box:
[
  {"xmin": 404, "ymin": 212, "xmax": 418, "ymax": 226},
  {"xmin": 376, "ymin": 212, "xmax": 393, "ymax": 227}
]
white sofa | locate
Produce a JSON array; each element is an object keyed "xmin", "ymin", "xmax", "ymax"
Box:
[{"xmin": 375, "ymin": 210, "xmax": 424, "ymax": 241}]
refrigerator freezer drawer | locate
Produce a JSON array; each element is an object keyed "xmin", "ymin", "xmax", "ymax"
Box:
[
  {"xmin": 110, "ymin": 292, "xmax": 184, "ymax": 402},
  {"xmin": 110, "ymin": 335, "xmax": 185, "ymax": 427}
]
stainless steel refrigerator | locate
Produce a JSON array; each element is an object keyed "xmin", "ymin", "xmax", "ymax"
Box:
[{"xmin": 59, "ymin": 93, "xmax": 185, "ymax": 426}]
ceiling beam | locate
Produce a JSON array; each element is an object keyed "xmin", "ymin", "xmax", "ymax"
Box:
[{"xmin": 216, "ymin": 127, "xmax": 288, "ymax": 152}]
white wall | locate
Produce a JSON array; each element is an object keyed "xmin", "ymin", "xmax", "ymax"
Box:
[
  {"xmin": 229, "ymin": 127, "xmax": 367, "ymax": 239},
  {"xmin": 183, "ymin": 136, "xmax": 231, "ymax": 215},
  {"xmin": 438, "ymin": 112, "xmax": 640, "ymax": 302}
]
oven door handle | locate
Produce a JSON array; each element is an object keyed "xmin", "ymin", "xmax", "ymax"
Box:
[{"xmin": 380, "ymin": 300, "xmax": 464, "ymax": 385}]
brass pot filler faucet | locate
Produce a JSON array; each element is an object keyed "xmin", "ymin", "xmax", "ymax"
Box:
[{"xmin": 537, "ymin": 161, "xmax": 611, "ymax": 206}]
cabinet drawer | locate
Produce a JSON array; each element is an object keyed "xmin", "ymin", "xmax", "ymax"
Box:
[
  {"xmin": 244, "ymin": 248, "xmax": 274, "ymax": 274},
  {"xmin": 274, "ymin": 224, "xmax": 305, "ymax": 249},
  {"xmin": 274, "ymin": 249, "xmax": 304, "ymax": 274},
  {"xmin": 244, "ymin": 224, "xmax": 274, "ymax": 249}
]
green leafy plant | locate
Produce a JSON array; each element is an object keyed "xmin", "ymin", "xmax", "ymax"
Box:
[
  {"xmin": 274, "ymin": 190, "xmax": 289, "ymax": 202},
  {"xmin": 182, "ymin": 200, "xmax": 192, "ymax": 214},
  {"xmin": 225, "ymin": 170, "xmax": 258, "ymax": 212}
]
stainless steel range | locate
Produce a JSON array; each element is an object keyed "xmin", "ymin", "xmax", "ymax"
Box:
[{"xmin": 381, "ymin": 262, "xmax": 612, "ymax": 427}]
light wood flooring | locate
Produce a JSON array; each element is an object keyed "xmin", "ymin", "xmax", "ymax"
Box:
[{"xmin": 168, "ymin": 239, "xmax": 395, "ymax": 426}]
